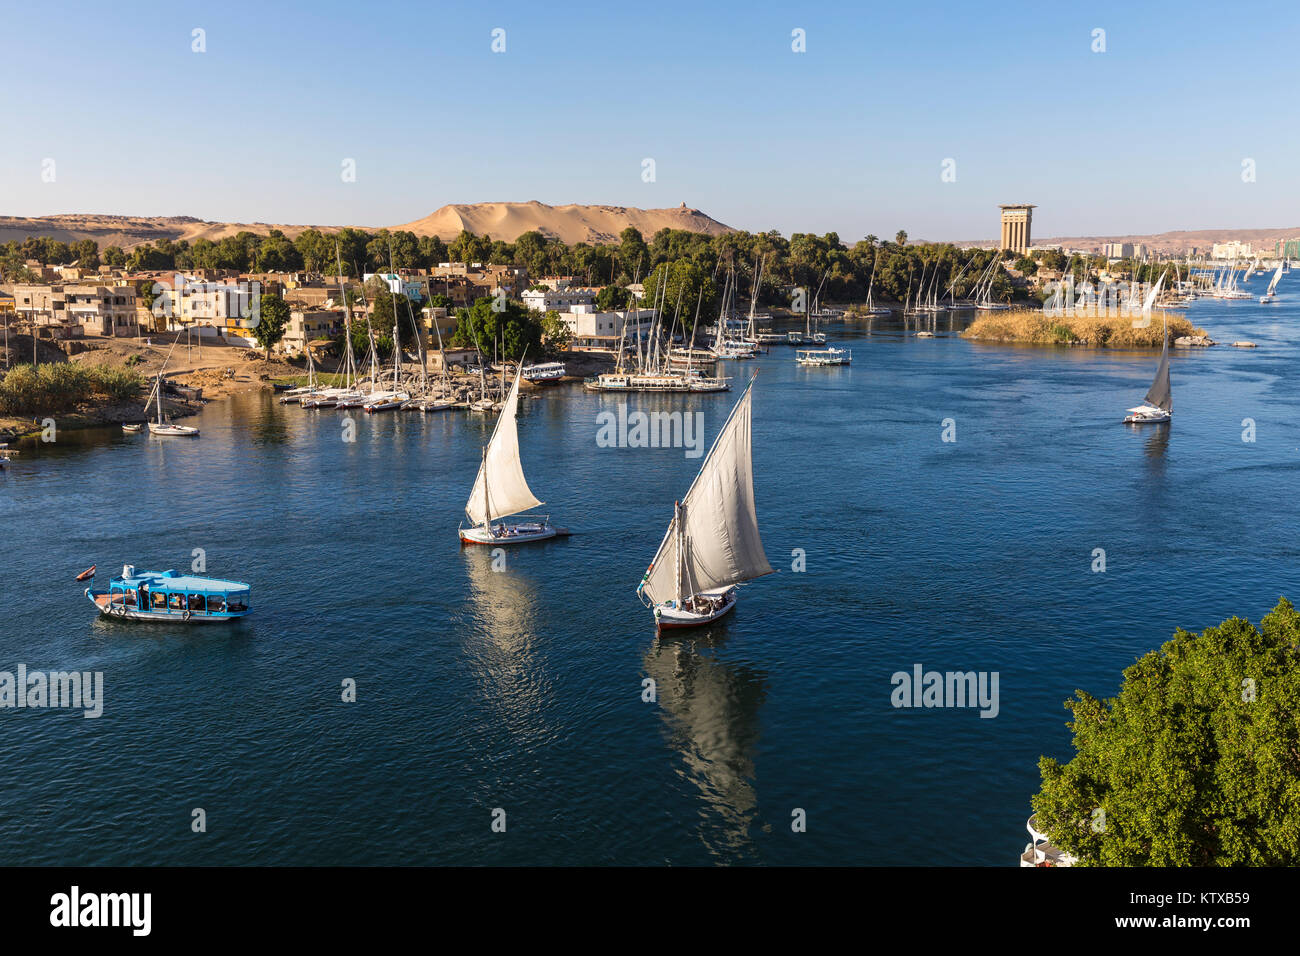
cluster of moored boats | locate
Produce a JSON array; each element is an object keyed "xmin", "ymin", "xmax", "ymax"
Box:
[{"xmin": 586, "ymin": 260, "xmax": 855, "ymax": 391}]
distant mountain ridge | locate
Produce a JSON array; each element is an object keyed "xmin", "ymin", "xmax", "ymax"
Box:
[
  {"xmin": 958, "ymin": 225, "xmax": 1300, "ymax": 255},
  {"xmin": 0, "ymin": 202, "xmax": 734, "ymax": 250}
]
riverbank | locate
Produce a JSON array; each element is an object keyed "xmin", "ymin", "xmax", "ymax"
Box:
[
  {"xmin": 962, "ymin": 309, "xmax": 1206, "ymax": 347},
  {"xmin": 0, "ymin": 337, "xmax": 609, "ymax": 441},
  {"xmin": 0, "ymin": 337, "xmax": 300, "ymax": 441}
]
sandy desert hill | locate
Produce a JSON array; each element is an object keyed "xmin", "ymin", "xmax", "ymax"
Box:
[
  {"xmin": 0, "ymin": 202, "xmax": 734, "ymax": 250},
  {"xmin": 393, "ymin": 201, "xmax": 733, "ymax": 243}
]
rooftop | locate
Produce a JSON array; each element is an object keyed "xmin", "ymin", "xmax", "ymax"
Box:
[{"xmin": 111, "ymin": 568, "xmax": 250, "ymax": 592}]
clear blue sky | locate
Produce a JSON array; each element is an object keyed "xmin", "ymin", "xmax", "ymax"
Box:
[{"xmin": 3, "ymin": 0, "xmax": 1297, "ymax": 242}]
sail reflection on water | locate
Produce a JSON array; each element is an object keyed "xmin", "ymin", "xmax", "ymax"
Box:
[
  {"xmin": 643, "ymin": 635, "xmax": 768, "ymax": 862},
  {"xmin": 460, "ymin": 551, "xmax": 557, "ymax": 751}
]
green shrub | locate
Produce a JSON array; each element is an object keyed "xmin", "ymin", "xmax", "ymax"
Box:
[{"xmin": 0, "ymin": 363, "xmax": 144, "ymax": 414}]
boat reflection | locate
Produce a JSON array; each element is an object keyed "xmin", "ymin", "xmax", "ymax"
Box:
[
  {"xmin": 1144, "ymin": 424, "xmax": 1170, "ymax": 463},
  {"xmin": 643, "ymin": 629, "xmax": 768, "ymax": 862},
  {"xmin": 460, "ymin": 549, "xmax": 554, "ymax": 747}
]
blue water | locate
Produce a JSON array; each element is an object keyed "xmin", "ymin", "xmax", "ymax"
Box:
[{"xmin": 2, "ymin": 287, "xmax": 1298, "ymax": 866}]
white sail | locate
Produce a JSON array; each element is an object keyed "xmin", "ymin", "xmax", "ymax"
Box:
[
  {"xmin": 640, "ymin": 382, "xmax": 773, "ymax": 604},
  {"xmin": 1266, "ymin": 261, "xmax": 1284, "ymax": 296},
  {"xmin": 1140, "ymin": 271, "xmax": 1166, "ymax": 316},
  {"xmin": 465, "ymin": 368, "xmax": 542, "ymax": 525}
]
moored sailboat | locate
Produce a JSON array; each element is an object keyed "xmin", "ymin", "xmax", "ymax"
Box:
[{"xmin": 637, "ymin": 376, "xmax": 773, "ymax": 628}]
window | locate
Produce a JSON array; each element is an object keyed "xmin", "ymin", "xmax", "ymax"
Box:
[
  {"xmin": 208, "ymin": 595, "xmax": 226, "ymax": 613},
  {"xmin": 227, "ymin": 593, "xmax": 248, "ymax": 613},
  {"xmin": 168, "ymin": 593, "xmax": 184, "ymax": 610},
  {"xmin": 152, "ymin": 592, "xmax": 167, "ymax": 610},
  {"xmin": 188, "ymin": 594, "xmax": 206, "ymax": 612}
]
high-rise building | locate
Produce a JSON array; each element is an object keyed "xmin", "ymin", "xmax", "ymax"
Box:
[
  {"xmin": 999, "ymin": 204, "xmax": 1035, "ymax": 254},
  {"xmin": 1276, "ymin": 238, "xmax": 1300, "ymax": 259}
]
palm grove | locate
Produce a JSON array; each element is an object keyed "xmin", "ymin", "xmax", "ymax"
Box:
[{"xmin": 2, "ymin": 225, "xmax": 1044, "ymax": 327}]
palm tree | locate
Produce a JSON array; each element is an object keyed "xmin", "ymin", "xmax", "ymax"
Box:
[{"xmin": 896, "ymin": 230, "xmax": 908, "ymax": 247}]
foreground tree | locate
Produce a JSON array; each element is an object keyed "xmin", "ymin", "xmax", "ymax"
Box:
[
  {"xmin": 1033, "ymin": 598, "xmax": 1300, "ymax": 865},
  {"xmin": 450, "ymin": 297, "xmax": 542, "ymax": 361},
  {"xmin": 254, "ymin": 293, "xmax": 289, "ymax": 358}
]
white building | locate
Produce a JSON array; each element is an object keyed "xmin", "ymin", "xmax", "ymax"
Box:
[
  {"xmin": 1211, "ymin": 240, "xmax": 1253, "ymax": 260},
  {"xmin": 523, "ymin": 286, "xmax": 597, "ymax": 313},
  {"xmin": 558, "ymin": 306, "xmax": 655, "ymax": 352},
  {"xmin": 364, "ymin": 272, "xmax": 426, "ymax": 301}
]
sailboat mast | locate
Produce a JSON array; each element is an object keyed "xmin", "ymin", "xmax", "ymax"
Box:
[{"xmin": 674, "ymin": 501, "xmax": 684, "ymax": 604}]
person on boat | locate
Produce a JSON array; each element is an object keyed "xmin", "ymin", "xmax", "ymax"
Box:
[{"xmin": 139, "ymin": 583, "xmax": 148, "ymax": 609}]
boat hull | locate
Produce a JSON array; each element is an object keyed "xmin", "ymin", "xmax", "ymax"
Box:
[
  {"xmin": 653, "ymin": 588, "xmax": 738, "ymax": 629},
  {"xmin": 1123, "ymin": 411, "xmax": 1171, "ymax": 424},
  {"xmin": 86, "ymin": 589, "xmax": 248, "ymax": 623},
  {"xmin": 459, "ymin": 521, "xmax": 560, "ymax": 546}
]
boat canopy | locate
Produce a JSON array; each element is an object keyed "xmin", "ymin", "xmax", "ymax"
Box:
[{"xmin": 110, "ymin": 568, "xmax": 251, "ymax": 594}]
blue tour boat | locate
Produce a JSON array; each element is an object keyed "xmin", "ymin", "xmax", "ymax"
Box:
[{"xmin": 85, "ymin": 565, "xmax": 252, "ymax": 623}]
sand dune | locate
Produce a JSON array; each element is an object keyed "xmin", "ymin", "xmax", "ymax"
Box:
[
  {"xmin": 0, "ymin": 201, "xmax": 733, "ymax": 250},
  {"xmin": 394, "ymin": 201, "xmax": 733, "ymax": 243}
]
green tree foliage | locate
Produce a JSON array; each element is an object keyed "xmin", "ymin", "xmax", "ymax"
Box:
[
  {"xmin": 450, "ymin": 297, "xmax": 542, "ymax": 361},
  {"xmin": 595, "ymin": 285, "xmax": 630, "ymax": 311},
  {"xmin": 255, "ymin": 229, "xmax": 304, "ymax": 273},
  {"xmin": 254, "ymin": 293, "xmax": 290, "ymax": 358},
  {"xmin": 6, "ymin": 223, "xmax": 1039, "ymax": 308},
  {"xmin": 0, "ymin": 362, "xmax": 143, "ymax": 414},
  {"xmin": 641, "ymin": 260, "xmax": 718, "ymax": 330},
  {"xmin": 539, "ymin": 309, "xmax": 571, "ymax": 352},
  {"xmin": 1033, "ymin": 598, "xmax": 1300, "ymax": 866}
]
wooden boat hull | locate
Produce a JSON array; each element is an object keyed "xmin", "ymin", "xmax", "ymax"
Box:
[
  {"xmin": 654, "ymin": 588, "xmax": 737, "ymax": 629},
  {"xmin": 86, "ymin": 589, "xmax": 248, "ymax": 623}
]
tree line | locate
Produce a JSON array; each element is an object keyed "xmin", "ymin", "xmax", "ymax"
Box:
[{"xmin": 3, "ymin": 226, "xmax": 1034, "ymax": 312}]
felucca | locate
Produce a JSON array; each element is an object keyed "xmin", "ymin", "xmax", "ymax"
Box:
[
  {"xmin": 144, "ymin": 338, "xmax": 198, "ymax": 436},
  {"xmin": 1124, "ymin": 320, "xmax": 1173, "ymax": 426},
  {"xmin": 637, "ymin": 376, "xmax": 773, "ymax": 628},
  {"xmin": 459, "ymin": 366, "xmax": 561, "ymax": 545},
  {"xmin": 1261, "ymin": 260, "xmax": 1283, "ymax": 303}
]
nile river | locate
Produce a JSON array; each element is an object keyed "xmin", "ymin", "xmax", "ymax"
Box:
[{"xmin": 2, "ymin": 290, "xmax": 1298, "ymax": 865}]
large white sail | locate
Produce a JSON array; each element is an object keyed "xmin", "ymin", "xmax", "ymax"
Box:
[
  {"xmin": 465, "ymin": 368, "xmax": 542, "ymax": 525},
  {"xmin": 640, "ymin": 382, "xmax": 773, "ymax": 604},
  {"xmin": 1140, "ymin": 271, "xmax": 1165, "ymax": 316},
  {"xmin": 1266, "ymin": 261, "xmax": 1284, "ymax": 296}
]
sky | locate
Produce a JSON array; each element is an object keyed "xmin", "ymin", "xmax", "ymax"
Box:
[{"xmin": 2, "ymin": 0, "xmax": 1298, "ymax": 242}]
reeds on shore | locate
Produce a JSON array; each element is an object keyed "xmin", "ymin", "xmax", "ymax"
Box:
[
  {"xmin": 961, "ymin": 309, "xmax": 1205, "ymax": 348},
  {"xmin": 0, "ymin": 363, "xmax": 144, "ymax": 415}
]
